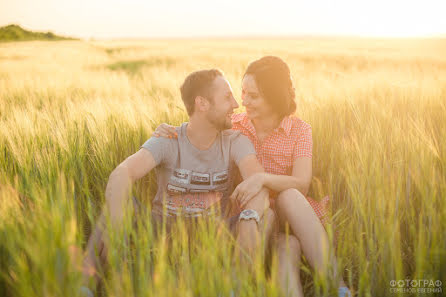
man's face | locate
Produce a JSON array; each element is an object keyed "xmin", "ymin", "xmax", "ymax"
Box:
[{"xmin": 205, "ymin": 76, "xmax": 239, "ymax": 130}]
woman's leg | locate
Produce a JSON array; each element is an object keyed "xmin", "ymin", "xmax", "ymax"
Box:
[
  {"xmin": 276, "ymin": 233, "xmax": 304, "ymax": 297},
  {"xmin": 275, "ymin": 189, "xmax": 345, "ymax": 287}
]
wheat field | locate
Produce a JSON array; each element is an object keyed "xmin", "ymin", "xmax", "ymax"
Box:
[{"xmin": 0, "ymin": 38, "xmax": 445, "ymax": 297}]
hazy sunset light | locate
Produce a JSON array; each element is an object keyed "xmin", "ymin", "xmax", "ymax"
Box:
[{"xmin": 1, "ymin": 0, "xmax": 445, "ymax": 39}]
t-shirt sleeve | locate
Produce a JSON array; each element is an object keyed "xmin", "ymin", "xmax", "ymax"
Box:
[
  {"xmin": 294, "ymin": 125, "xmax": 313, "ymax": 158},
  {"xmin": 140, "ymin": 136, "xmax": 173, "ymax": 166},
  {"xmin": 230, "ymin": 134, "xmax": 256, "ymax": 165}
]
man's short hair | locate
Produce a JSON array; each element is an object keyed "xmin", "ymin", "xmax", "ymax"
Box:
[{"xmin": 180, "ymin": 69, "xmax": 223, "ymax": 116}]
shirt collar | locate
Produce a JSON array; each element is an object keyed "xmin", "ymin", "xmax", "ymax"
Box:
[
  {"xmin": 277, "ymin": 116, "xmax": 292, "ymax": 137},
  {"xmin": 233, "ymin": 113, "xmax": 292, "ymax": 137}
]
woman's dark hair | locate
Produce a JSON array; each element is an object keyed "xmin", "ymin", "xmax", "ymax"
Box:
[{"xmin": 243, "ymin": 56, "xmax": 297, "ymax": 118}]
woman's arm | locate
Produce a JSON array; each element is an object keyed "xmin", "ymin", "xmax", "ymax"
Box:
[
  {"xmin": 263, "ymin": 123, "xmax": 313, "ymax": 196},
  {"xmin": 262, "ymin": 156, "xmax": 312, "ymax": 196},
  {"xmin": 231, "ymin": 156, "xmax": 312, "ymax": 200}
]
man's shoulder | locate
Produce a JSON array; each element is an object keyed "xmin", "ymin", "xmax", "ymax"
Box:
[
  {"xmin": 222, "ymin": 129, "xmax": 256, "ymax": 164},
  {"xmin": 140, "ymin": 134, "xmax": 179, "ymax": 153},
  {"xmin": 146, "ymin": 123, "xmax": 184, "ymax": 146},
  {"xmin": 175, "ymin": 123, "xmax": 186, "ymax": 135},
  {"xmin": 222, "ymin": 129, "xmax": 254, "ymax": 155}
]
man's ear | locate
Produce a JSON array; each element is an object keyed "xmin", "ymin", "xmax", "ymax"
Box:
[{"xmin": 195, "ymin": 96, "xmax": 210, "ymax": 112}]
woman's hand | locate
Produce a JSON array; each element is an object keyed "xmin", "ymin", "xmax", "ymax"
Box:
[
  {"xmin": 230, "ymin": 173, "xmax": 266, "ymax": 207},
  {"xmin": 153, "ymin": 123, "xmax": 178, "ymax": 138}
]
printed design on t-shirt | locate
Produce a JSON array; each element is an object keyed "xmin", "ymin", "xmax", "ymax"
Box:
[
  {"xmin": 166, "ymin": 184, "xmax": 187, "ymax": 195},
  {"xmin": 164, "ymin": 168, "xmax": 230, "ymax": 216},
  {"xmin": 190, "ymin": 172, "xmax": 210, "ymax": 185},
  {"xmin": 212, "ymin": 170, "xmax": 228, "ymax": 185},
  {"xmin": 171, "ymin": 168, "xmax": 190, "ymax": 184},
  {"xmin": 190, "ymin": 189, "xmax": 209, "ymax": 193},
  {"xmin": 165, "ymin": 191, "xmax": 224, "ymax": 215}
]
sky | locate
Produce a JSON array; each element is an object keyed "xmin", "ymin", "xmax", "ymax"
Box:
[{"xmin": 0, "ymin": 0, "xmax": 445, "ymax": 39}]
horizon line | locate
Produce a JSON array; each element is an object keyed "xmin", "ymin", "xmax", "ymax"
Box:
[{"xmin": 2, "ymin": 23, "xmax": 446, "ymax": 41}]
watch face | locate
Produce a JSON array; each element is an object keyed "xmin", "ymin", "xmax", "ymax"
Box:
[
  {"xmin": 239, "ymin": 209, "xmax": 259, "ymax": 223},
  {"xmin": 243, "ymin": 209, "xmax": 254, "ymax": 216}
]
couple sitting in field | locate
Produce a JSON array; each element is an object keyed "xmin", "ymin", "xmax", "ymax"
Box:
[{"xmin": 82, "ymin": 56, "xmax": 351, "ymax": 297}]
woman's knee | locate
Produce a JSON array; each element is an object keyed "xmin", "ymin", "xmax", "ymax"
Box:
[{"xmin": 276, "ymin": 189, "xmax": 306, "ymax": 210}]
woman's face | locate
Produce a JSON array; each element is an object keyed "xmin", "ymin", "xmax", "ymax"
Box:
[{"xmin": 241, "ymin": 74, "xmax": 275, "ymax": 121}]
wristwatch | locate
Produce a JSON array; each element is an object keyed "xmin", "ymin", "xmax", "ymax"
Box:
[{"xmin": 238, "ymin": 209, "xmax": 260, "ymax": 225}]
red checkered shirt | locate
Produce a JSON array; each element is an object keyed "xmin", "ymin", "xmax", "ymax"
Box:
[{"xmin": 231, "ymin": 113, "xmax": 329, "ymax": 225}]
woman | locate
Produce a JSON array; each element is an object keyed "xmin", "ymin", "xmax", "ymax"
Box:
[{"xmin": 154, "ymin": 56, "xmax": 351, "ymax": 297}]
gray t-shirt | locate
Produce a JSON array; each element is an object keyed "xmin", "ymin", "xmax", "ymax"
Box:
[{"xmin": 141, "ymin": 123, "xmax": 256, "ymax": 217}]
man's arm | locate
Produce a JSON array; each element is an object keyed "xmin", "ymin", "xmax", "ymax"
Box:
[
  {"xmin": 237, "ymin": 154, "xmax": 264, "ymax": 179},
  {"xmin": 105, "ymin": 148, "xmax": 157, "ymax": 227},
  {"xmin": 235, "ymin": 154, "xmax": 270, "ymax": 217},
  {"xmin": 232, "ymin": 154, "xmax": 273, "ymax": 263}
]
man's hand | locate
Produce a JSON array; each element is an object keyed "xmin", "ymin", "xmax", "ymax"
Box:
[
  {"xmin": 242, "ymin": 187, "xmax": 270, "ymax": 218},
  {"xmin": 230, "ymin": 172, "xmax": 265, "ymax": 208},
  {"xmin": 236, "ymin": 154, "xmax": 270, "ymax": 216}
]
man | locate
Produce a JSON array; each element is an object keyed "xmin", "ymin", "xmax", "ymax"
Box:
[{"xmin": 82, "ymin": 69, "xmax": 274, "ymax": 293}]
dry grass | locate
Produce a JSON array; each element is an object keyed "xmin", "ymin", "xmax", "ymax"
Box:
[{"xmin": 1, "ymin": 38, "xmax": 445, "ymax": 296}]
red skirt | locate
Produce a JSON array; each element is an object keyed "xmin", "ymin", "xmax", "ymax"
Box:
[{"xmin": 306, "ymin": 195, "xmax": 330, "ymax": 226}]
